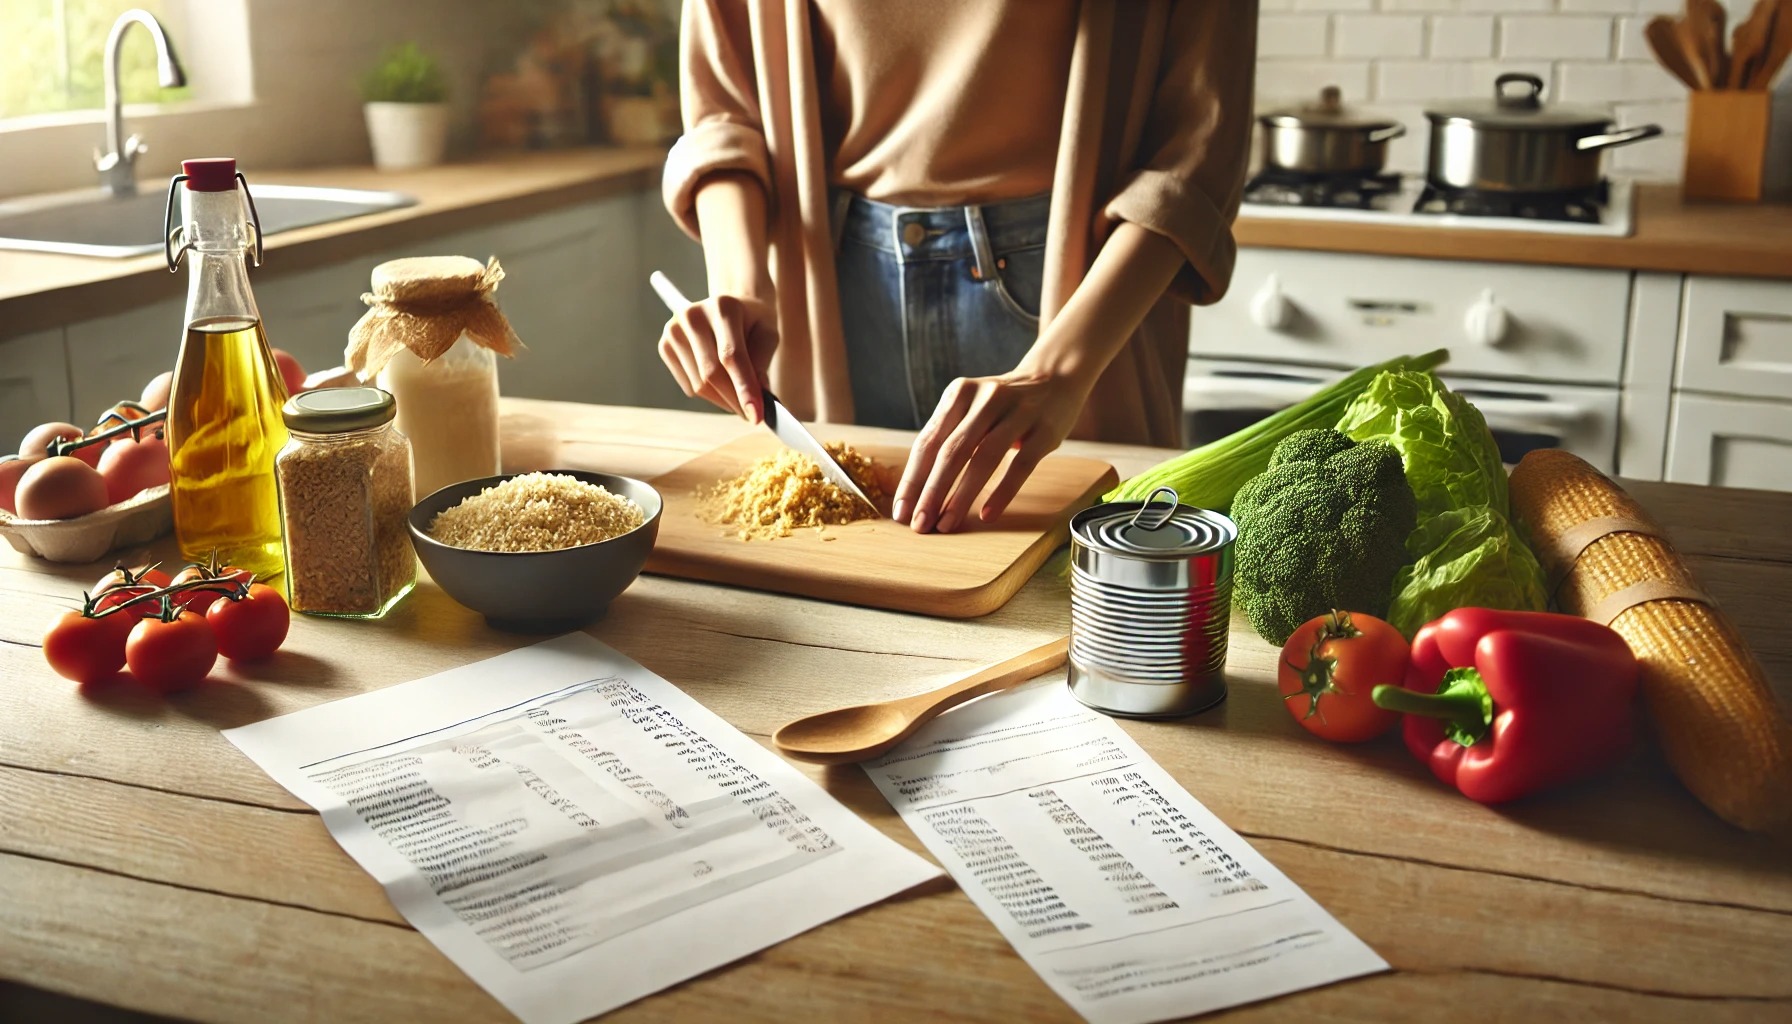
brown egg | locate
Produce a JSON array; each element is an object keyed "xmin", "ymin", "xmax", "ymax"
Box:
[
  {"xmin": 0, "ymin": 455, "xmax": 42, "ymax": 515},
  {"xmin": 15, "ymin": 456, "xmax": 109, "ymax": 521},
  {"xmin": 20, "ymin": 421, "xmax": 85, "ymax": 459},
  {"xmin": 141, "ymin": 371, "xmax": 173, "ymax": 412}
]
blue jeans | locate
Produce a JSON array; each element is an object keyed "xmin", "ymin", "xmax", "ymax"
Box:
[{"xmin": 832, "ymin": 191, "xmax": 1050, "ymax": 430}]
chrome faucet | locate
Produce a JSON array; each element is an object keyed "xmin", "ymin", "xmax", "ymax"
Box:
[{"xmin": 94, "ymin": 9, "xmax": 187, "ymax": 197}]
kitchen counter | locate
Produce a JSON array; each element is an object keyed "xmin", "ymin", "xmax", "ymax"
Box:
[
  {"xmin": 0, "ymin": 147, "xmax": 666, "ymax": 339},
  {"xmin": 5, "ymin": 148, "xmax": 1791, "ymax": 344},
  {"xmin": 2, "ymin": 401, "xmax": 1789, "ymax": 1023},
  {"xmin": 1237, "ymin": 185, "xmax": 1792, "ymax": 279}
]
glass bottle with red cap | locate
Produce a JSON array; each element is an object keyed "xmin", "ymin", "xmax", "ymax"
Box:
[{"xmin": 162, "ymin": 157, "xmax": 289, "ymax": 579}]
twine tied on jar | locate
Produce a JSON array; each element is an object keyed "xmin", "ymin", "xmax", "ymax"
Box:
[{"xmin": 345, "ymin": 255, "xmax": 525, "ymax": 379}]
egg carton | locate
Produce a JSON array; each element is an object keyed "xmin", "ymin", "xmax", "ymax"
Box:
[{"xmin": 0, "ymin": 486, "xmax": 173, "ymax": 564}]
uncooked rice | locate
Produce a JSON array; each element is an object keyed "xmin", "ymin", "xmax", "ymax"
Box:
[
  {"xmin": 698, "ymin": 443, "xmax": 882, "ymax": 541},
  {"xmin": 429, "ymin": 472, "xmax": 644, "ymax": 551}
]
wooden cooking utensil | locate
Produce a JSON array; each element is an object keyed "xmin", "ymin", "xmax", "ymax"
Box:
[
  {"xmin": 1755, "ymin": 0, "xmax": 1792, "ymax": 89},
  {"xmin": 772, "ymin": 636, "xmax": 1070, "ymax": 765},
  {"xmin": 1649, "ymin": 15, "xmax": 1705, "ymax": 89},
  {"xmin": 1674, "ymin": 10, "xmax": 1716, "ymax": 89},
  {"xmin": 1728, "ymin": 0, "xmax": 1775, "ymax": 88},
  {"xmin": 1687, "ymin": 0, "xmax": 1731, "ymax": 89}
]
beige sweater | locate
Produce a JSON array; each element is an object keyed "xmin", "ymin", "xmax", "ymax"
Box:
[{"xmin": 663, "ymin": 0, "xmax": 1258, "ymax": 446}]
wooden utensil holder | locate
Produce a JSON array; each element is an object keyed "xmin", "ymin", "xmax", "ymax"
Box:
[{"xmin": 1683, "ymin": 90, "xmax": 1772, "ymax": 202}]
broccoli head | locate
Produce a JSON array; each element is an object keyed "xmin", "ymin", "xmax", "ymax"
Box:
[{"xmin": 1229, "ymin": 428, "xmax": 1417, "ymax": 645}]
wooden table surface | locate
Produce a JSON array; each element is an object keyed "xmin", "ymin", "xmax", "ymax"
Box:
[{"xmin": 3, "ymin": 401, "xmax": 1789, "ymax": 1024}]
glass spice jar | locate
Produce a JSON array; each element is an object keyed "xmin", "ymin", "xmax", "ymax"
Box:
[{"xmin": 274, "ymin": 387, "xmax": 416, "ymax": 618}]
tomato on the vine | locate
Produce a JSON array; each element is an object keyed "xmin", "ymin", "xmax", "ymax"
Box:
[
  {"xmin": 1278, "ymin": 610, "xmax": 1409, "ymax": 743},
  {"xmin": 125, "ymin": 608, "xmax": 217, "ymax": 693},
  {"xmin": 206, "ymin": 584, "xmax": 289, "ymax": 661},
  {"xmin": 92, "ymin": 565, "xmax": 172, "ymax": 616},
  {"xmin": 170, "ymin": 563, "xmax": 252, "ymax": 613},
  {"xmin": 43, "ymin": 609, "xmax": 136, "ymax": 684}
]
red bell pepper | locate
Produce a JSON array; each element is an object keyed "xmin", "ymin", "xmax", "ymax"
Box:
[{"xmin": 1370, "ymin": 608, "xmax": 1638, "ymax": 804}]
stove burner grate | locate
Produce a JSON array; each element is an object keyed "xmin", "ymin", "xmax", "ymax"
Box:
[
  {"xmin": 1243, "ymin": 169, "xmax": 1404, "ymax": 210},
  {"xmin": 1413, "ymin": 180, "xmax": 1610, "ymax": 224}
]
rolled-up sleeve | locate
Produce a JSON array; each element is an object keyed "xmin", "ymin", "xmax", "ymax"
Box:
[
  {"xmin": 662, "ymin": 0, "xmax": 774, "ymax": 240},
  {"xmin": 1101, "ymin": 0, "xmax": 1257, "ymax": 305}
]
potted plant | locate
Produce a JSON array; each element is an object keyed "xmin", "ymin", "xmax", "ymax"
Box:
[
  {"xmin": 362, "ymin": 43, "xmax": 450, "ymax": 171},
  {"xmin": 590, "ymin": 1, "xmax": 679, "ymax": 145}
]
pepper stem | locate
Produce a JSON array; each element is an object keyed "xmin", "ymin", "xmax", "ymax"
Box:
[{"xmin": 1371, "ymin": 668, "xmax": 1494, "ymax": 747}]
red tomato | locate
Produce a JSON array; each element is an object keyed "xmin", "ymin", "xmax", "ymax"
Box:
[
  {"xmin": 96, "ymin": 564, "xmax": 174, "ymax": 593},
  {"xmin": 125, "ymin": 610, "xmax": 218, "ymax": 693},
  {"xmin": 96, "ymin": 430, "xmax": 171, "ymax": 505},
  {"xmin": 272, "ymin": 349, "xmax": 306, "ymax": 396},
  {"xmin": 169, "ymin": 564, "xmax": 250, "ymax": 612},
  {"xmin": 1277, "ymin": 610, "xmax": 1409, "ymax": 743},
  {"xmin": 207, "ymin": 584, "xmax": 290, "ymax": 661},
  {"xmin": 43, "ymin": 609, "xmax": 137, "ymax": 684},
  {"xmin": 92, "ymin": 565, "xmax": 173, "ymax": 618}
]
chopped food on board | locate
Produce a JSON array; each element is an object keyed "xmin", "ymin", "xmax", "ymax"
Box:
[{"xmin": 698, "ymin": 443, "xmax": 882, "ymax": 541}]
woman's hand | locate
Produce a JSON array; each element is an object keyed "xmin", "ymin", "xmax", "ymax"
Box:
[
  {"xmin": 658, "ymin": 293, "xmax": 778, "ymax": 423},
  {"xmin": 893, "ymin": 364, "xmax": 1097, "ymax": 534}
]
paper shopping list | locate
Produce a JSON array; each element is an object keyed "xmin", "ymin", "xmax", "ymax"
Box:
[
  {"xmin": 225, "ymin": 632, "xmax": 940, "ymax": 1024},
  {"xmin": 863, "ymin": 679, "xmax": 1387, "ymax": 1024}
]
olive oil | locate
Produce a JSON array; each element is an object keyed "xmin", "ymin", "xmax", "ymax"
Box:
[{"xmin": 167, "ymin": 315, "xmax": 290, "ymax": 578}]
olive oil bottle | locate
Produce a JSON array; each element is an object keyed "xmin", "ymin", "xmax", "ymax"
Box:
[{"xmin": 164, "ymin": 158, "xmax": 289, "ymax": 579}]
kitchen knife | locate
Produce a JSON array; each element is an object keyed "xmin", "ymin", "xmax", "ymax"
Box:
[{"xmin": 648, "ymin": 271, "xmax": 883, "ymax": 516}]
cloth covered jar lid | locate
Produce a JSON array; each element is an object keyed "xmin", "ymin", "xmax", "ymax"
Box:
[{"xmin": 344, "ymin": 254, "xmax": 524, "ymax": 379}]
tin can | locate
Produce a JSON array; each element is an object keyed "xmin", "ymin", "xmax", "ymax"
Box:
[{"xmin": 1066, "ymin": 486, "xmax": 1237, "ymax": 717}]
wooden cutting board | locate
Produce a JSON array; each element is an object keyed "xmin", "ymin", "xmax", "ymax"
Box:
[{"xmin": 643, "ymin": 433, "xmax": 1117, "ymax": 618}]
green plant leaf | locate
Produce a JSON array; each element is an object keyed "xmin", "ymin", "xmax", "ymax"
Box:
[{"xmin": 362, "ymin": 42, "xmax": 447, "ymax": 104}]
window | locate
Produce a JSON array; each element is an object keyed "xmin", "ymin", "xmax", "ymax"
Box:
[{"xmin": 1, "ymin": 0, "xmax": 192, "ymax": 121}]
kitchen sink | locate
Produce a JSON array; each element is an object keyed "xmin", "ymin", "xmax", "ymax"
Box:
[{"xmin": 0, "ymin": 184, "xmax": 417, "ymax": 258}]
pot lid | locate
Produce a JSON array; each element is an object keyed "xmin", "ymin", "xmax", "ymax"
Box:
[
  {"xmin": 1425, "ymin": 72, "xmax": 1611, "ymax": 130},
  {"xmin": 1260, "ymin": 85, "xmax": 1400, "ymax": 130}
]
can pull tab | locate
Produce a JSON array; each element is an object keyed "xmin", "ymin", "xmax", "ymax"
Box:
[{"xmin": 1129, "ymin": 486, "xmax": 1180, "ymax": 531}]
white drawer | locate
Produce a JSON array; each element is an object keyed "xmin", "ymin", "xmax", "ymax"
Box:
[
  {"xmin": 1666, "ymin": 392, "xmax": 1792, "ymax": 493},
  {"xmin": 1196, "ymin": 248, "xmax": 1632, "ymax": 385},
  {"xmin": 1676, "ymin": 275, "xmax": 1792, "ymax": 402}
]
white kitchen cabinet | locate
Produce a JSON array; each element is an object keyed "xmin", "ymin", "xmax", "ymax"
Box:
[
  {"xmin": 1617, "ymin": 272, "xmax": 1682, "ymax": 481},
  {"xmin": 1676, "ymin": 275, "xmax": 1792, "ymax": 402},
  {"xmin": 63, "ymin": 296, "xmax": 185, "ymax": 427},
  {"xmin": 0, "ymin": 328, "xmax": 72, "ymax": 446},
  {"xmin": 1666, "ymin": 392, "xmax": 1792, "ymax": 492}
]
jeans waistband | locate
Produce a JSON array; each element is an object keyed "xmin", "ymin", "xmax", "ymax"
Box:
[{"xmin": 834, "ymin": 191, "xmax": 1051, "ymax": 261}]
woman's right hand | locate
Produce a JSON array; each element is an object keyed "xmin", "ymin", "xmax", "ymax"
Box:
[{"xmin": 658, "ymin": 292, "xmax": 779, "ymax": 424}]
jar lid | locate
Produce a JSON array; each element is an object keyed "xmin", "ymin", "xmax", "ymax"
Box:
[
  {"xmin": 283, "ymin": 387, "xmax": 396, "ymax": 433},
  {"xmin": 1424, "ymin": 72, "xmax": 1610, "ymax": 130},
  {"xmin": 1259, "ymin": 85, "xmax": 1399, "ymax": 131},
  {"xmin": 371, "ymin": 255, "xmax": 490, "ymax": 304}
]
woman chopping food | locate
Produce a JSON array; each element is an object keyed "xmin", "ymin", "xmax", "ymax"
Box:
[{"xmin": 657, "ymin": 1, "xmax": 1257, "ymax": 534}]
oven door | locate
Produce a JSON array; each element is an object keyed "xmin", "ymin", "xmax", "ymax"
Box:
[{"xmin": 1183, "ymin": 360, "xmax": 1619, "ymax": 472}]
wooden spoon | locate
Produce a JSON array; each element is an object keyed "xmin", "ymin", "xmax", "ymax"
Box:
[
  {"xmin": 1674, "ymin": 11, "xmax": 1715, "ymax": 89},
  {"xmin": 772, "ymin": 636, "xmax": 1070, "ymax": 765},
  {"xmin": 1728, "ymin": 0, "xmax": 1775, "ymax": 88},
  {"xmin": 1687, "ymin": 0, "xmax": 1730, "ymax": 89},
  {"xmin": 1755, "ymin": 0, "xmax": 1792, "ymax": 89},
  {"xmin": 1648, "ymin": 15, "xmax": 1705, "ymax": 89}
]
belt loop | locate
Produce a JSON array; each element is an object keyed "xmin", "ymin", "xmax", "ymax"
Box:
[
  {"xmin": 965, "ymin": 204, "xmax": 996, "ymax": 281},
  {"xmin": 830, "ymin": 190, "xmax": 852, "ymax": 254}
]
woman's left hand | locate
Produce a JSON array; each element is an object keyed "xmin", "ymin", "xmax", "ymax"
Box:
[{"xmin": 893, "ymin": 366, "xmax": 1096, "ymax": 534}]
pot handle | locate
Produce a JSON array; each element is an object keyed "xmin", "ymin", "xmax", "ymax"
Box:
[
  {"xmin": 1496, "ymin": 72, "xmax": 1545, "ymax": 108},
  {"xmin": 1367, "ymin": 124, "xmax": 1407, "ymax": 143},
  {"xmin": 1575, "ymin": 124, "xmax": 1664, "ymax": 151}
]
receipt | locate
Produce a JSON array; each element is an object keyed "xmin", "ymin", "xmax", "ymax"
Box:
[{"xmin": 864, "ymin": 679, "xmax": 1386, "ymax": 1024}]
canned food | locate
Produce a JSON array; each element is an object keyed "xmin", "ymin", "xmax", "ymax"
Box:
[{"xmin": 1066, "ymin": 486, "xmax": 1236, "ymax": 718}]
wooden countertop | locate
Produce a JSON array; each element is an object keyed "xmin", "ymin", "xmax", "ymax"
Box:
[
  {"xmin": 0, "ymin": 147, "xmax": 666, "ymax": 339},
  {"xmin": 1236, "ymin": 184, "xmax": 1792, "ymax": 279},
  {"xmin": 3, "ymin": 402, "xmax": 1789, "ymax": 1023}
]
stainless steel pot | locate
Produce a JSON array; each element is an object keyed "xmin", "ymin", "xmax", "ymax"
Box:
[
  {"xmin": 1258, "ymin": 86, "xmax": 1406, "ymax": 176},
  {"xmin": 1424, "ymin": 73, "xmax": 1663, "ymax": 193}
]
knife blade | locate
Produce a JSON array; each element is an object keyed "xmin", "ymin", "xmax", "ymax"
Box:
[{"xmin": 649, "ymin": 271, "xmax": 883, "ymax": 517}]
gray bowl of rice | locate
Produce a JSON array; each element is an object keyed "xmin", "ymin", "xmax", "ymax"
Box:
[{"xmin": 408, "ymin": 470, "xmax": 661, "ymax": 632}]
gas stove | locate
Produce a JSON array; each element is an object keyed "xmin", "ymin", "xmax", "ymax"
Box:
[{"xmin": 1241, "ymin": 173, "xmax": 1636, "ymax": 237}]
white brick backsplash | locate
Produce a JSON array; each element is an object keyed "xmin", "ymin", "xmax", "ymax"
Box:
[
  {"xmin": 1260, "ymin": 15, "xmax": 1331, "ymax": 57},
  {"xmin": 1557, "ymin": 60, "xmax": 1686, "ymax": 102},
  {"xmin": 1255, "ymin": 60, "xmax": 1373, "ymax": 106},
  {"xmin": 1251, "ymin": 3, "xmax": 1698, "ymax": 181},
  {"xmin": 1429, "ymin": 15, "xmax": 1495, "ymax": 58},
  {"xmin": 1500, "ymin": 15, "xmax": 1615, "ymax": 60},
  {"xmin": 1334, "ymin": 14, "xmax": 1426, "ymax": 57}
]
